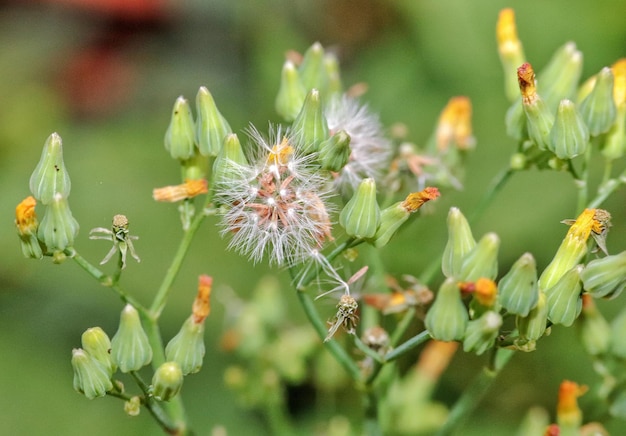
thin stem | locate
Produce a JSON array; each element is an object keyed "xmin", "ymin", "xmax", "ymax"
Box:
[
  {"xmin": 469, "ymin": 167, "xmax": 514, "ymax": 225},
  {"xmin": 588, "ymin": 167, "xmax": 626, "ymax": 208},
  {"xmin": 384, "ymin": 330, "xmax": 431, "ymax": 362},
  {"xmin": 575, "ymin": 139, "xmax": 594, "ymax": 214},
  {"xmin": 129, "ymin": 371, "xmax": 180, "ymax": 435},
  {"xmin": 354, "ymin": 335, "xmax": 384, "ymax": 364}
]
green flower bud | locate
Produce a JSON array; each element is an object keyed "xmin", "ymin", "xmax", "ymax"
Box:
[
  {"xmin": 442, "ymin": 207, "xmax": 476, "ymax": 278},
  {"xmin": 15, "ymin": 196, "xmax": 43, "ymax": 259},
  {"xmin": 509, "ymin": 152, "xmax": 527, "ymax": 170},
  {"xmin": 291, "ymin": 88, "xmax": 329, "ymax": 154},
  {"xmin": 29, "ymin": 132, "xmax": 71, "ymax": 204},
  {"xmin": 323, "ymin": 53, "xmax": 343, "ymax": 99},
  {"xmin": 71, "ymin": 348, "xmax": 113, "ymax": 400},
  {"xmin": 212, "ymin": 133, "xmax": 248, "ymax": 188},
  {"xmin": 339, "ymin": 178, "xmax": 380, "ymax": 239},
  {"xmin": 195, "ymin": 86, "xmax": 232, "ymax": 157},
  {"xmin": 463, "ymin": 311, "xmax": 502, "ymax": 355},
  {"xmin": 602, "ymin": 104, "xmax": 626, "ymax": 160},
  {"xmin": 151, "ymin": 362, "xmax": 183, "ymax": 402},
  {"xmin": 425, "ymin": 278, "xmax": 469, "ymax": 342},
  {"xmin": 164, "ymin": 96, "xmax": 196, "ymax": 160},
  {"xmin": 124, "ymin": 396, "xmax": 141, "ymax": 416},
  {"xmin": 498, "ymin": 252, "xmax": 539, "ymax": 316},
  {"xmin": 579, "ymin": 67, "xmax": 617, "ymax": 136},
  {"xmin": 611, "ymin": 307, "xmax": 626, "ymax": 359},
  {"xmin": 81, "ymin": 327, "xmax": 115, "ymax": 376},
  {"xmin": 165, "ymin": 315, "xmax": 205, "ymax": 375},
  {"xmin": 275, "ymin": 60, "xmax": 307, "ymax": 121},
  {"xmin": 505, "ymin": 100, "xmax": 528, "ymax": 141},
  {"xmin": 537, "ymin": 42, "xmax": 583, "ymax": 110},
  {"xmin": 545, "ymin": 265, "xmax": 583, "ymax": 326},
  {"xmin": 37, "ymin": 193, "xmax": 79, "ymax": 252},
  {"xmin": 549, "ymin": 99, "xmax": 589, "ymax": 159},
  {"xmin": 581, "ymin": 251, "xmax": 626, "ymax": 299},
  {"xmin": 515, "ymin": 292, "xmax": 548, "ymax": 350},
  {"xmin": 111, "ymin": 304, "xmax": 152, "ymax": 373},
  {"xmin": 579, "ymin": 296, "xmax": 610, "ymax": 356},
  {"xmin": 299, "ymin": 42, "xmax": 325, "ymax": 91},
  {"xmin": 318, "ymin": 130, "xmax": 351, "ymax": 172},
  {"xmin": 458, "ymin": 233, "xmax": 499, "ymax": 282},
  {"xmin": 518, "ymin": 63, "xmax": 554, "ymax": 150}
]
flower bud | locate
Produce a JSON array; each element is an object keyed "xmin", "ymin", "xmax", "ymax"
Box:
[
  {"xmin": 71, "ymin": 348, "xmax": 113, "ymax": 399},
  {"xmin": 458, "ymin": 233, "xmax": 500, "ymax": 282},
  {"xmin": 496, "ymin": 9, "xmax": 526, "ymax": 102},
  {"xmin": 339, "ymin": 178, "xmax": 380, "ymax": 239},
  {"xmin": 579, "ymin": 295, "xmax": 610, "ymax": 356},
  {"xmin": 498, "ymin": 252, "xmax": 539, "ymax": 316},
  {"xmin": 152, "ymin": 179, "xmax": 208, "ymax": 203},
  {"xmin": 212, "ymin": 133, "xmax": 248, "ymax": 188},
  {"xmin": 165, "ymin": 315, "xmax": 205, "ymax": 375},
  {"xmin": 425, "ymin": 278, "xmax": 468, "ymax": 342},
  {"xmin": 318, "ymin": 129, "xmax": 351, "ymax": 172},
  {"xmin": 549, "ymin": 99, "xmax": 589, "ymax": 159},
  {"xmin": 81, "ymin": 327, "xmax": 115, "ymax": 376},
  {"xmin": 151, "ymin": 362, "xmax": 183, "ymax": 402},
  {"xmin": 124, "ymin": 396, "xmax": 141, "ymax": 416},
  {"xmin": 15, "ymin": 196, "xmax": 43, "ymax": 259},
  {"xmin": 291, "ymin": 88, "xmax": 329, "ymax": 154},
  {"xmin": 515, "ymin": 292, "xmax": 548, "ymax": 350},
  {"xmin": 557, "ymin": 381, "xmax": 587, "ymax": 433},
  {"xmin": 545, "ymin": 265, "xmax": 583, "ymax": 326},
  {"xmin": 579, "ymin": 67, "xmax": 617, "ymax": 136},
  {"xmin": 111, "ymin": 304, "xmax": 152, "ymax": 373},
  {"xmin": 195, "ymin": 86, "xmax": 232, "ymax": 157},
  {"xmin": 164, "ymin": 96, "xmax": 196, "ymax": 160},
  {"xmin": 441, "ymin": 207, "xmax": 476, "ymax": 278},
  {"xmin": 581, "ymin": 251, "xmax": 626, "ymax": 299},
  {"xmin": 299, "ymin": 42, "xmax": 325, "ymax": 92},
  {"xmin": 323, "ymin": 53, "xmax": 343, "ymax": 99},
  {"xmin": 537, "ymin": 42, "xmax": 583, "ymax": 110},
  {"xmin": 610, "ymin": 307, "xmax": 626, "ymax": 359},
  {"xmin": 463, "ymin": 311, "xmax": 502, "ymax": 355},
  {"xmin": 275, "ymin": 60, "xmax": 307, "ymax": 121},
  {"xmin": 37, "ymin": 193, "xmax": 79, "ymax": 252},
  {"xmin": 518, "ymin": 63, "xmax": 554, "ymax": 150},
  {"xmin": 29, "ymin": 132, "xmax": 72, "ymax": 204}
]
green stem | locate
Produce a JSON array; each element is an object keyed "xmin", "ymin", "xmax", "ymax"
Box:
[
  {"xmin": 129, "ymin": 371, "xmax": 181, "ymax": 435},
  {"xmin": 575, "ymin": 139, "xmax": 595, "ymax": 213},
  {"xmin": 384, "ymin": 330, "xmax": 431, "ymax": 362},
  {"xmin": 354, "ymin": 335, "xmax": 384, "ymax": 364},
  {"xmin": 435, "ymin": 348, "xmax": 515, "ymax": 436},
  {"xmin": 588, "ymin": 167, "xmax": 626, "ymax": 208},
  {"xmin": 294, "ymin": 237, "xmax": 359, "ymax": 290},
  {"xmin": 469, "ymin": 167, "xmax": 514, "ymax": 225}
]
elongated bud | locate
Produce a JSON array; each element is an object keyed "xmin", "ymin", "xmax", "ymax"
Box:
[
  {"xmin": 498, "ymin": 252, "xmax": 539, "ymax": 316},
  {"xmin": 111, "ymin": 304, "xmax": 152, "ymax": 373},
  {"xmin": 29, "ymin": 133, "xmax": 71, "ymax": 204},
  {"xmin": 151, "ymin": 362, "xmax": 183, "ymax": 401},
  {"xmin": 545, "ymin": 265, "xmax": 583, "ymax": 326},
  {"xmin": 299, "ymin": 42, "xmax": 325, "ymax": 91},
  {"xmin": 37, "ymin": 193, "xmax": 79, "ymax": 253},
  {"xmin": 579, "ymin": 67, "xmax": 617, "ymax": 136},
  {"xmin": 425, "ymin": 278, "xmax": 468, "ymax": 342},
  {"xmin": 371, "ymin": 188, "xmax": 440, "ymax": 248},
  {"xmin": 458, "ymin": 233, "xmax": 499, "ymax": 282},
  {"xmin": 579, "ymin": 295, "xmax": 610, "ymax": 356},
  {"xmin": 15, "ymin": 196, "xmax": 43, "ymax": 259},
  {"xmin": 610, "ymin": 307, "xmax": 626, "ymax": 359},
  {"xmin": 196, "ymin": 86, "xmax": 232, "ymax": 157},
  {"xmin": 518, "ymin": 63, "xmax": 554, "ymax": 150},
  {"xmin": 496, "ymin": 9, "xmax": 526, "ymax": 102},
  {"xmin": 152, "ymin": 179, "xmax": 208, "ymax": 203},
  {"xmin": 339, "ymin": 178, "xmax": 380, "ymax": 239},
  {"xmin": 537, "ymin": 42, "xmax": 583, "ymax": 110},
  {"xmin": 557, "ymin": 381, "xmax": 587, "ymax": 432},
  {"xmin": 515, "ymin": 292, "xmax": 548, "ymax": 350},
  {"xmin": 318, "ymin": 130, "xmax": 351, "ymax": 171},
  {"xmin": 323, "ymin": 53, "xmax": 342, "ymax": 99},
  {"xmin": 291, "ymin": 89, "xmax": 329, "ymax": 154},
  {"xmin": 212, "ymin": 133, "xmax": 248, "ymax": 188},
  {"xmin": 435, "ymin": 96, "xmax": 476, "ymax": 151},
  {"xmin": 275, "ymin": 60, "xmax": 307, "ymax": 121},
  {"xmin": 164, "ymin": 96, "xmax": 196, "ymax": 160},
  {"xmin": 549, "ymin": 99, "xmax": 589, "ymax": 159},
  {"xmin": 81, "ymin": 327, "xmax": 115, "ymax": 376},
  {"xmin": 71, "ymin": 348, "xmax": 113, "ymax": 399},
  {"xmin": 463, "ymin": 311, "xmax": 502, "ymax": 355},
  {"xmin": 165, "ymin": 315, "xmax": 205, "ymax": 375},
  {"xmin": 442, "ymin": 207, "xmax": 476, "ymax": 278},
  {"xmin": 581, "ymin": 251, "xmax": 626, "ymax": 299}
]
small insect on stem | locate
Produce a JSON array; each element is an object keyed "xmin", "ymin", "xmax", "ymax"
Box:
[{"xmin": 89, "ymin": 214, "xmax": 140, "ymax": 269}]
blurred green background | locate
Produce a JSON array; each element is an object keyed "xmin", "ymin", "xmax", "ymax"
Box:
[{"xmin": 1, "ymin": 0, "xmax": 626, "ymax": 434}]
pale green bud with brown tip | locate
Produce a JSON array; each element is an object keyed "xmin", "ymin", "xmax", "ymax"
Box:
[
  {"xmin": 441, "ymin": 207, "xmax": 476, "ymax": 278},
  {"xmin": 164, "ymin": 96, "xmax": 196, "ymax": 160},
  {"xmin": 196, "ymin": 86, "xmax": 231, "ymax": 157},
  {"xmin": 425, "ymin": 278, "xmax": 468, "ymax": 342},
  {"xmin": 518, "ymin": 63, "xmax": 554, "ymax": 150},
  {"xmin": 537, "ymin": 42, "xmax": 583, "ymax": 110},
  {"xmin": 37, "ymin": 192, "xmax": 79, "ymax": 253},
  {"xmin": 498, "ymin": 252, "xmax": 539, "ymax": 317},
  {"xmin": 458, "ymin": 233, "xmax": 499, "ymax": 282},
  {"xmin": 581, "ymin": 251, "xmax": 626, "ymax": 299},
  {"xmin": 165, "ymin": 315, "xmax": 205, "ymax": 375},
  {"xmin": 579, "ymin": 67, "xmax": 617, "ymax": 136},
  {"xmin": 81, "ymin": 327, "xmax": 115, "ymax": 376},
  {"xmin": 111, "ymin": 304, "xmax": 152, "ymax": 373},
  {"xmin": 29, "ymin": 132, "xmax": 71, "ymax": 204},
  {"xmin": 549, "ymin": 99, "xmax": 589, "ymax": 159},
  {"xmin": 463, "ymin": 311, "xmax": 502, "ymax": 355},
  {"xmin": 579, "ymin": 295, "xmax": 611, "ymax": 356},
  {"xmin": 151, "ymin": 362, "xmax": 183, "ymax": 401},
  {"xmin": 291, "ymin": 88, "xmax": 329, "ymax": 154},
  {"xmin": 545, "ymin": 265, "xmax": 583, "ymax": 326},
  {"xmin": 515, "ymin": 292, "xmax": 548, "ymax": 350},
  {"xmin": 71, "ymin": 348, "xmax": 113, "ymax": 400},
  {"xmin": 318, "ymin": 130, "xmax": 351, "ymax": 172},
  {"xmin": 339, "ymin": 178, "xmax": 380, "ymax": 239},
  {"xmin": 275, "ymin": 60, "xmax": 307, "ymax": 122},
  {"xmin": 299, "ymin": 42, "xmax": 325, "ymax": 92}
]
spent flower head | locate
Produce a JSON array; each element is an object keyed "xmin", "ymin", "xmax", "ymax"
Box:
[{"xmin": 90, "ymin": 214, "xmax": 140, "ymax": 269}]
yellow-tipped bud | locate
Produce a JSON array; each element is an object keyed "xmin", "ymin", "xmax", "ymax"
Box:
[
  {"xmin": 557, "ymin": 380, "xmax": 587, "ymax": 432},
  {"xmin": 518, "ymin": 63, "xmax": 554, "ymax": 150},
  {"xmin": 15, "ymin": 196, "xmax": 43, "ymax": 259},
  {"xmin": 496, "ymin": 9, "xmax": 526, "ymax": 102}
]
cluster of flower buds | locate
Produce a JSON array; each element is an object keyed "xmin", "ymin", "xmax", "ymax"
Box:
[{"xmin": 16, "ymin": 133, "xmax": 80, "ymax": 262}]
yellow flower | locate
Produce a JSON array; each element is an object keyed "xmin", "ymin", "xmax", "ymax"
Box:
[
  {"xmin": 15, "ymin": 196, "xmax": 38, "ymax": 235},
  {"xmin": 557, "ymin": 380, "xmax": 587, "ymax": 429},
  {"xmin": 435, "ymin": 96, "xmax": 475, "ymax": 151},
  {"xmin": 152, "ymin": 179, "xmax": 208, "ymax": 202},
  {"xmin": 192, "ymin": 275, "xmax": 213, "ymax": 324}
]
